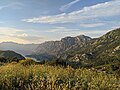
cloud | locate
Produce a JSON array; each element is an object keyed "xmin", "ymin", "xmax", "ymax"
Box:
[
  {"xmin": 23, "ymin": 13, "xmax": 67, "ymax": 24},
  {"xmin": 0, "ymin": 27, "xmax": 45, "ymax": 44},
  {"xmin": 0, "ymin": 27, "xmax": 24, "ymax": 43},
  {"xmin": 0, "ymin": 27, "xmax": 21, "ymax": 35},
  {"xmin": 60, "ymin": 0, "xmax": 81, "ymax": 12},
  {"xmin": 0, "ymin": 2, "xmax": 23, "ymax": 10},
  {"xmin": 22, "ymin": 0, "xmax": 120, "ymax": 24},
  {"xmin": 46, "ymin": 27, "xmax": 70, "ymax": 32},
  {"xmin": 0, "ymin": 4, "xmax": 13, "ymax": 10},
  {"xmin": 14, "ymin": 33, "xmax": 44, "ymax": 41},
  {"xmin": 44, "ymin": 27, "xmax": 111, "ymax": 38},
  {"xmin": 80, "ymin": 23, "xmax": 105, "ymax": 28}
]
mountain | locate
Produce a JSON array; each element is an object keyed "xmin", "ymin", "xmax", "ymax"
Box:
[
  {"xmin": 0, "ymin": 50, "xmax": 25, "ymax": 62},
  {"xmin": 0, "ymin": 42, "xmax": 39, "ymax": 55},
  {"xmin": 27, "ymin": 35, "xmax": 92, "ymax": 61},
  {"xmin": 64, "ymin": 28, "xmax": 120, "ymax": 66},
  {"xmin": 1, "ymin": 28, "xmax": 119, "ymax": 65}
]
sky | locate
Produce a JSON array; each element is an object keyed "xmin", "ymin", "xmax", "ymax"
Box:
[{"xmin": 0, "ymin": 0, "xmax": 120, "ymax": 44}]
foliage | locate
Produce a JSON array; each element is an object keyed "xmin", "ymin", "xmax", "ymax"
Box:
[
  {"xmin": 19, "ymin": 58, "xmax": 37, "ymax": 66},
  {"xmin": 0, "ymin": 63, "xmax": 120, "ymax": 90},
  {"xmin": 0, "ymin": 57, "xmax": 7, "ymax": 63},
  {"xmin": 0, "ymin": 57, "xmax": 19, "ymax": 63},
  {"xmin": 95, "ymin": 63, "xmax": 120, "ymax": 75}
]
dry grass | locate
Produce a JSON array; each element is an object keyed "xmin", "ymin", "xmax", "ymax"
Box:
[{"xmin": 0, "ymin": 63, "xmax": 120, "ymax": 90}]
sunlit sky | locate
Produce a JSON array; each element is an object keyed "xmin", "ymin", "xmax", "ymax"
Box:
[{"xmin": 0, "ymin": 0, "xmax": 120, "ymax": 44}]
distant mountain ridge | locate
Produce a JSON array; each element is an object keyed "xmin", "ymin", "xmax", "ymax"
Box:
[
  {"xmin": 0, "ymin": 50, "xmax": 25, "ymax": 62},
  {"xmin": 0, "ymin": 42, "xmax": 39, "ymax": 55}
]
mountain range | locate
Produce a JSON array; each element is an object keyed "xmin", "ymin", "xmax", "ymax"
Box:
[
  {"xmin": 0, "ymin": 28, "xmax": 120, "ymax": 66},
  {"xmin": 0, "ymin": 42, "xmax": 39, "ymax": 55},
  {"xmin": 27, "ymin": 35, "xmax": 92, "ymax": 61}
]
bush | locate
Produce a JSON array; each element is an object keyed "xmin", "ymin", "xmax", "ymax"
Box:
[
  {"xmin": 0, "ymin": 64, "xmax": 120, "ymax": 90},
  {"xmin": 0, "ymin": 57, "xmax": 7, "ymax": 63},
  {"xmin": 19, "ymin": 58, "xmax": 37, "ymax": 66}
]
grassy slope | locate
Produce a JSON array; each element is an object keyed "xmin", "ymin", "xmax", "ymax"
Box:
[{"xmin": 0, "ymin": 63, "xmax": 120, "ymax": 90}]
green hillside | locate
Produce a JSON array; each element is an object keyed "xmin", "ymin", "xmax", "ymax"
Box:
[
  {"xmin": 0, "ymin": 50, "xmax": 25, "ymax": 63},
  {"xmin": 63, "ymin": 28, "xmax": 120, "ymax": 67}
]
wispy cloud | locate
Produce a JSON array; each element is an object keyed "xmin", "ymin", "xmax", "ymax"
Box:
[
  {"xmin": 60, "ymin": 0, "xmax": 81, "ymax": 12},
  {"xmin": 0, "ymin": 27, "xmax": 45, "ymax": 44},
  {"xmin": 43, "ymin": 27, "xmax": 111, "ymax": 38},
  {"xmin": 23, "ymin": 0, "xmax": 120, "ymax": 24},
  {"xmin": 0, "ymin": 27, "xmax": 21, "ymax": 35},
  {"xmin": 14, "ymin": 33, "xmax": 45, "ymax": 42},
  {"xmin": 0, "ymin": 2, "xmax": 23, "ymax": 10},
  {"xmin": 80, "ymin": 23, "xmax": 105, "ymax": 28},
  {"xmin": 46, "ymin": 27, "xmax": 79, "ymax": 33}
]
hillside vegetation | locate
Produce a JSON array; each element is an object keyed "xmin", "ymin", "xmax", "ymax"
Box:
[
  {"xmin": 64, "ymin": 28, "xmax": 120, "ymax": 67},
  {"xmin": 0, "ymin": 62, "xmax": 120, "ymax": 90},
  {"xmin": 0, "ymin": 50, "xmax": 25, "ymax": 63}
]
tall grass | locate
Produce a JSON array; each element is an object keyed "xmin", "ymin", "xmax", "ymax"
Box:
[{"xmin": 0, "ymin": 63, "xmax": 120, "ymax": 90}]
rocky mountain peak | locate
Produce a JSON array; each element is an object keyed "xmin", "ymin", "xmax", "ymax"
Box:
[{"xmin": 28, "ymin": 35, "xmax": 92, "ymax": 61}]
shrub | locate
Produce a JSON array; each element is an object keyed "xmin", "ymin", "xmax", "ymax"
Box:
[
  {"xmin": 0, "ymin": 57, "xmax": 7, "ymax": 63},
  {"xmin": 0, "ymin": 63, "xmax": 120, "ymax": 90},
  {"xmin": 19, "ymin": 58, "xmax": 37, "ymax": 66}
]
